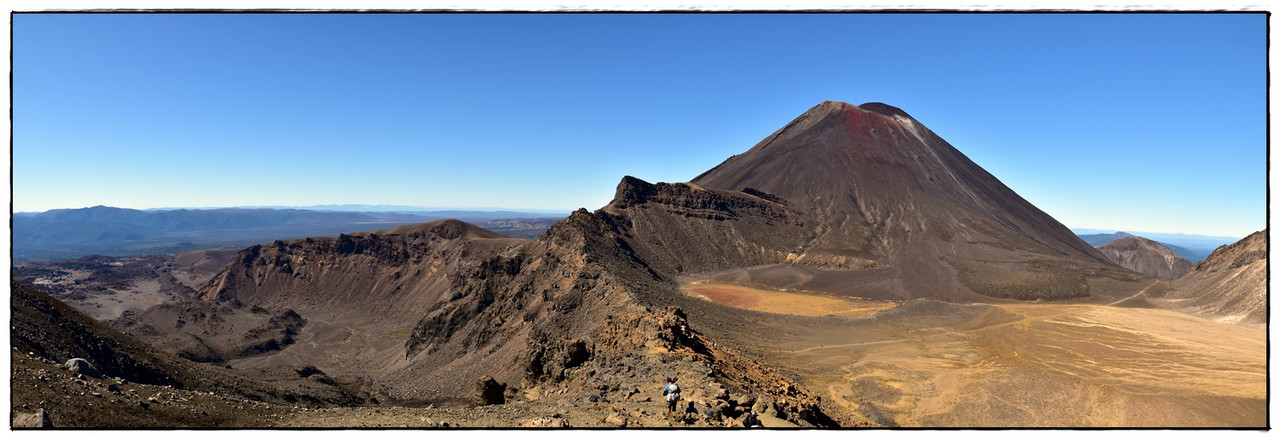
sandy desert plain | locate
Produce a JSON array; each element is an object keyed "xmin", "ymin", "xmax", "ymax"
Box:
[{"xmin": 683, "ymin": 281, "xmax": 1266, "ymax": 427}]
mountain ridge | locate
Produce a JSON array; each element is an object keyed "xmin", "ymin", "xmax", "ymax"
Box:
[
  {"xmin": 13, "ymin": 206, "xmax": 563, "ymax": 261},
  {"xmin": 1163, "ymin": 229, "xmax": 1267, "ymax": 326}
]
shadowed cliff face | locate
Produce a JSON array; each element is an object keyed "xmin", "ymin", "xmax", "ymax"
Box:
[
  {"xmin": 599, "ymin": 177, "xmax": 812, "ymax": 275},
  {"xmin": 692, "ymin": 101, "xmax": 1134, "ymax": 301},
  {"xmin": 1097, "ymin": 236, "xmax": 1193, "ymax": 280}
]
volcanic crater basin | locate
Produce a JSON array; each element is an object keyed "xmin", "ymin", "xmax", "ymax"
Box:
[{"xmin": 680, "ymin": 281, "xmax": 1267, "ymax": 427}]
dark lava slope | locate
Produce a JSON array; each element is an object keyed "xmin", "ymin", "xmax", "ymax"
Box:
[{"xmin": 691, "ymin": 101, "xmax": 1139, "ymax": 301}]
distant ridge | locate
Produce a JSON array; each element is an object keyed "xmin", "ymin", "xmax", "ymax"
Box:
[
  {"xmin": 1077, "ymin": 230, "xmax": 1220, "ymax": 263},
  {"xmin": 12, "ymin": 206, "xmax": 564, "ymax": 261},
  {"xmin": 1096, "ymin": 236, "xmax": 1193, "ymax": 279}
]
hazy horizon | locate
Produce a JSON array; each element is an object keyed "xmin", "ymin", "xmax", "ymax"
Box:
[
  {"xmin": 13, "ymin": 203, "xmax": 1254, "ymax": 241},
  {"xmin": 12, "ymin": 13, "xmax": 1267, "ymax": 237}
]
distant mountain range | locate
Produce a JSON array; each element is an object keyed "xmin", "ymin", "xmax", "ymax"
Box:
[
  {"xmin": 11, "ymin": 205, "xmax": 565, "ymax": 262},
  {"xmin": 1073, "ymin": 230, "xmax": 1237, "ymax": 263}
]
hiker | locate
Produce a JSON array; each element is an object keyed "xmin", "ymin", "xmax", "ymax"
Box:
[
  {"xmin": 742, "ymin": 411, "xmax": 761, "ymax": 428},
  {"xmin": 662, "ymin": 377, "xmax": 681, "ymax": 413}
]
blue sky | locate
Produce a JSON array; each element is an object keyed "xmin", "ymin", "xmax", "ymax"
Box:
[{"xmin": 12, "ymin": 13, "xmax": 1267, "ymax": 237}]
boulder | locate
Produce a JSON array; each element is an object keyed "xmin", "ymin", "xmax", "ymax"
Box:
[
  {"xmin": 12, "ymin": 408, "xmax": 53, "ymax": 428},
  {"xmin": 704, "ymin": 403, "xmax": 724, "ymax": 422},
  {"xmin": 752, "ymin": 395, "xmax": 778, "ymax": 416},
  {"xmin": 604, "ymin": 411, "xmax": 629, "ymax": 427},
  {"xmin": 475, "ymin": 376, "xmax": 506, "ymax": 405},
  {"xmin": 63, "ymin": 358, "xmax": 102, "ymax": 379}
]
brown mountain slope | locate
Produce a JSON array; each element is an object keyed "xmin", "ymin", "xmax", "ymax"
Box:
[
  {"xmin": 1097, "ymin": 236, "xmax": 1193, "ymax": 280},
  {"xmin": 151, "ymin": 204, "xmax": 843, "ymax": 424},
  {"xmin": 11, "ymin": 249, "xmax": 238, "ymax": 321},
  {"xmin": 11, "ymin": 281, "xmax": 361, "ymax": 427},
  {"xmin": 114, "ymin": 220, "xmax": 525, "ymax": 385},
  {"xmin": 691, "ymin": 101, "xmax": 1139, "ymax": 301},
  {"xmin": 396, "ymin": 207, "xmax": 842, "ymax": 425},
  {"xmin": 174, "ymin": 216, "xmax": 836, "ymax": 425},
  {"xmin": 1164, "ymin": 229, "xmax": 1267, "ymax": 326}
]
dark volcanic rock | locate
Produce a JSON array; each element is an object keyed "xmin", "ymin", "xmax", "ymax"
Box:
[
  {"xmin": 475, "ymin": 376, "xmax": 507, "ymax": 406},
  {"xmin": 62, "ymin": 358, "xmax": 103, "ymax": 379}
]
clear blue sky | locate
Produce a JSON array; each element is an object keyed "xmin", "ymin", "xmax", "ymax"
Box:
[{"xmin": 12, "ymin": 13, "xmax": 1267, "ymax": 237}]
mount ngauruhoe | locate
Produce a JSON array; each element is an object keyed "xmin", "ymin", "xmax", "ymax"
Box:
[
  {"xmin": 690, "ymin": 101, "xmax": 1137, "ymax": 301},
  {"xmin": 20, "ymin": 101, "xmax": 1263, "ymax": 428}
]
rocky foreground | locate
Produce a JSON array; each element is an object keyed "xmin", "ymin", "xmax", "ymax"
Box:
[
  {"xmin": 12, "ymin": 349, "xmax": 806, "ymax": 428},
  {"xmin": 11, "ymin": 280, "xmax": 839, "ymax": 428}
]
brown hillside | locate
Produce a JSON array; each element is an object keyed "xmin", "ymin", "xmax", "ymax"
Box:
[
  {"xmin": 1164, "ymin": 230, "xmax": 1267, "ymax": 326},
  {"xmin": 112, "ymin": 220, "xmax": 527, "ymax": 394},
  {"xmin": 11, "ymin": 281, "xmax": 362, "ymax": 427},
  {"xmin": 1097, "ymin": 236, "xmax": 1193, "ymax": 279}
]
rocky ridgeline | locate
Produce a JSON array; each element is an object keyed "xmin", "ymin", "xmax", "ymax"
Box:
[
  {"xmin": 598, "ymin": 176, "xmax": 816, "ymax": 275},
  {"xmin": 1189, "ymin": 229, "xmax": 1267, "ymax": 273},
  {"xmin": 1169, "ymin": 229, "xmax": 1268, "ymax": 326},
  {"xmin": 384, "ymin": 175, "xmax": 866, "ymax": 426},
  {"xmin": 516, "ymin": 305, "xmax": 840, "ymax": 427}
]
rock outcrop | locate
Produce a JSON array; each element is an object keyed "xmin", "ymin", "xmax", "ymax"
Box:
[{"xmin": 62, "ymin": 358, "xmax": 103, "ymax": 379}]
